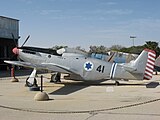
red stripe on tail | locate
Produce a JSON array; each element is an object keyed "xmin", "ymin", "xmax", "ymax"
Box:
[{"xmin": 143, "ymin": 49, "xmax": 156, "ymax": 80}]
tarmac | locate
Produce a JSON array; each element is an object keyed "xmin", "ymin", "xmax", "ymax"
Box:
[{"xmin": 0, "ymin": 70, "xmax": 160, "ymax": 120}]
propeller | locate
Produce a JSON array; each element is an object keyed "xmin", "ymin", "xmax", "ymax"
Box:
[
  {"xmin": 11, "ymin": 33, "xmax": 30, "ymax": 48},
  {"xmin": 11, "ymin": 33, "xmax": 18, "ymax": 47},
  {"xmin": 21, "ymin": 35, "xmax": 30, "ymax": 47},
  {"xmin": 11, "ymin": 33, "xmax": 30, "ymax": 60}
]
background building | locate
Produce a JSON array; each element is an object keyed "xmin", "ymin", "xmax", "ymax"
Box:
[{"xmin": 0, "ymin": 16, "xmax": 19, "ymax": 70}]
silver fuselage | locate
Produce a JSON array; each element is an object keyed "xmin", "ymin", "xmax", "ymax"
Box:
[{"xmin": 18, "ymin": 49, "xmax": 143, "ymax": 81}]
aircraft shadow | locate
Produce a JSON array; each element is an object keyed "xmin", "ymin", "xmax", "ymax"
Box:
[
  {"xmin": 49, "ymin": 80, "xmax": 106, "ymax": 95},
  {"xmin": 48, "ymin": 80, "xmax": 154, "ymax": 95},
  {"xmin": 49, "ymin": 83, "xmax": 90, "ymax": 95}
]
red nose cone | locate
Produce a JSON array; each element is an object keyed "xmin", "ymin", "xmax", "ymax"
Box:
[{"xmin": 12, "ymin": 47, "xmax": 19, "ymax": 55}]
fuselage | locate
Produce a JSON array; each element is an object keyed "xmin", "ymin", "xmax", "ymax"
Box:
[{"xmin": 17, "ymin": 48, "xmax": 144, "ymax": 81}]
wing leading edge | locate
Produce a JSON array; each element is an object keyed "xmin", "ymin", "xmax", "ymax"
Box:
[{"xmin": 4, "ymin": 60, "xmax": 78, "ymax": 75}]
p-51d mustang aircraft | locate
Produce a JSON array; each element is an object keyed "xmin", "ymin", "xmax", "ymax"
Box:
[{"xmin": 4, "ymin": 37, "xmax": 156, "ymax": 87}]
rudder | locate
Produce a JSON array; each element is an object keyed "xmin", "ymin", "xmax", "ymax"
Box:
[{"xmin": 143, "ymin": 49, "xmax": 156, "ymax": 80}]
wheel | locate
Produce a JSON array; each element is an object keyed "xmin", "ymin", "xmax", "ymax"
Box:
[
  {"xmin": 50, "ymin": 72, "xmax": 61, "ymax": 83},
  {"xmin": 115, "ymin": 81, "xmax": 120, "ymax": 86},
  {"xmin": 26, "ymin": 77, "xmax": 38, "ymax": 87}
]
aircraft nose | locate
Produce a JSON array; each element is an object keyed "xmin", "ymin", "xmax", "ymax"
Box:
[{"xmin": 12, "ymin": 47, "xmax": 19, "ymax": 55}]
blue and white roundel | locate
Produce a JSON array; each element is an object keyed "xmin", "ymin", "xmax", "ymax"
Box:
[{"xmin": 84, "ymin": 61, "xmax": 94, "ymax": 71}]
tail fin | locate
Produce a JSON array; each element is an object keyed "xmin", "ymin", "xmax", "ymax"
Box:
[
  {"xmin": 133, "ymin": 49, "xmax": 156, "ymax": 80},
  {"xmin": 123, "ymin": 49, "xmax": 156, "ymax": 80}
]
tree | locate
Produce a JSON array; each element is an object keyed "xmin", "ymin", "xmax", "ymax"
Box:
[
  {"xmin": 75, "ymin": 46, "xmax": 86, "ymax": 53},
  {"xmin": 52, "ymin": 45, "xmax": 68, "ymax": 50},
  {"xmin": 89, "ymin": 45, "xmax": 109, "ymax": 54},
  {"xmin": 120, "ymin": 45, "xmax": 144, "ymax": 54},
  {"xmin": 144, "ymin": 41, "xmax": 160, "ymax": 57},
  {"xmin": 144, "ymin": 41, "xmax": 158, "ymax": 50},
  {"xmin": 110, "ymin": 45, "xmax": 124, "ymax": 51}
]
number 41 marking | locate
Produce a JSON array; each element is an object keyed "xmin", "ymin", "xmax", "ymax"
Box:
[{"xmin": 96, "ymin": 65, "xmax": 105, "ymax": 73}]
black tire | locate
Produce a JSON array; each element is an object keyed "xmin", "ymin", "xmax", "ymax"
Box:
[
  {"xmin": 115, "ymin": 81, "xmax": 120, "ymax": 86},
  {"xmin": 26, "ymin": 77, "xmax": 37, "ymax": 87},
  {"xmin": 50, "ymin": 72, "xmax": 61, "ymax": 83}
]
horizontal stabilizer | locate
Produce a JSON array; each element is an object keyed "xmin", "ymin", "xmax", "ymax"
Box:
[{"xmin": 122, "ymin": 64, "xmax": 137, "ymax": 72}]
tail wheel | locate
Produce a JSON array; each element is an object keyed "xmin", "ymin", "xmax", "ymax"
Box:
[{"xmin": 115, "ymin": 81, "xmax": 120, "ymax": 86}]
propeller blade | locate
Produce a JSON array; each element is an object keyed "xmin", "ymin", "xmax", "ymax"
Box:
[
  {"xmin": 11, "ymin": 33, "xmax": 18, "ymax": 47},
  {"xmin": 21, "ymin": 35, "xmax": 30, "ymax": 47}
]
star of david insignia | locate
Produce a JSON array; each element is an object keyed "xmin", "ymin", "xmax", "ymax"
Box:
[{"xmin": 84, "ymin": 61, "xmax": 94, "ymax": 71}]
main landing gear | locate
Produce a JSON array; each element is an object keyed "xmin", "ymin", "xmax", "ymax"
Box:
[
  {"xmin": 50, "ymin": 72, "xmax": 61, "ymax": 83},
  {"xmin": 26, "ymin": 77, "xmax": 38, "ymax": 87},
  {"xmin": 25, "ymin": 68, "xmax": 40, "ymax": 91}
]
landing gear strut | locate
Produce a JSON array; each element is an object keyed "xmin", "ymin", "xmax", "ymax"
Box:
[{"xmin": 25, "ymin": 68, "xmax": 40, "ymax": 91}]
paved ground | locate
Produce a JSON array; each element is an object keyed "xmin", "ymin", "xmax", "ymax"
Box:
[{"xmin": 0, "ymin": 71, "xmax": 160, "ymax": 120}]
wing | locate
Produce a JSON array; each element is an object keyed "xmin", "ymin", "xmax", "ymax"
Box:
[
  {"xmin": 41, "ymin": 63, "xmax": 79, "ymax": 75},
  {"xmin": 4, "ymin": 60, "xmax": 79, "ymax": 75},
  {"xmin": 4, "ymin": 60, "xmax": 38, "ymax": 68}
]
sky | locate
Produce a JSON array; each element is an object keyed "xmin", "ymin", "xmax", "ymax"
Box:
[{"xmin": 1, "ymin": 0, "xmax": 160, "ymax": 50}]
